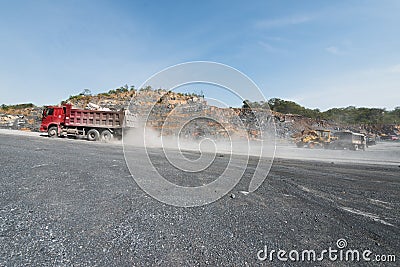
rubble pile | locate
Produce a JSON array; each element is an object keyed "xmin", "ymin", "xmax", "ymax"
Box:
[
  {"xmin": 128, "ymin": 90, "xmax": 275, "ymax": 140},
  {"xmin": 1, "ymin": 89, "xmax": 398, "ymax": 141},
  {"xmin": 0, "ymin": 107, "xmax": 43, "ymax": 131},
  {"xmin": 359, "ymin": 124, "xmax": 399, "ymax": 137},
  {"xmin": 66, "ymin": 91, "xmax": 135, "ymax": 110},
  {"xmin": 129, "ymin": 90, "xmax": 235, "ymax": 138}
]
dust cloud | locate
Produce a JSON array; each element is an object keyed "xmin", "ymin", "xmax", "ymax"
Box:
[
  {"xmin": 123, "ymin": 126, "xmax": 400, "ymax": 166},
  {"xmin": 274, "ymin": 140, "xmax": 400, "ymax": 166},
  {"xmin": 123, "ymin": 125, "xmax": 276, "ymax": 160}
]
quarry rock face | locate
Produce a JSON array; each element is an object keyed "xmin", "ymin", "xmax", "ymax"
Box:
[
  {"xmin": 1, "ymin": 90, "xmax": 399, "ymax": 140},
  {"xmin": 127, "ymin": 90, "xmax": 275, "ymax": 140},
  {"xmin": 0, "ymin": 107, "xmax": 43, "ymax": 131}
]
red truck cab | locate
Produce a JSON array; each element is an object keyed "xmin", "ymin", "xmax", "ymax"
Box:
[{"xmin": 40, "ymin": 105, "xmax": 72, "ymax": 135}]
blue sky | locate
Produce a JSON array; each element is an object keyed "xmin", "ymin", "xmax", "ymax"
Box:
[{"xmin": 0, "ymin": 0, "xmax": 399, "ymax": 110}]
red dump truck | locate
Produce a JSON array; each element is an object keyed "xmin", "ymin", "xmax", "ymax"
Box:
[{"xmin": 40, "ymin": 104, "xmax": 131, "ymax": 141}]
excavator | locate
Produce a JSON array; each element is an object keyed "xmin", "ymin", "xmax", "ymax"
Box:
[{"xmin": 295, "ymin": 129, "xmax": 336, "ymax": 149}]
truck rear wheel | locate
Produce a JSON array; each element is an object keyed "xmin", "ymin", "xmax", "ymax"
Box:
[
  {"xmin": 48, "ymin": 127, "xmax": 58, "ymax": 138},
  {"xmin": 100, "ymin": 130, "xmax": 113, "ymax": 142},
  {"xmin": 296, "ymin": 142, "xmax": 304, "ymax": 148},
  {"xmin": 87, "ymin": 129, "xmax": 100, "ymax": 141}
]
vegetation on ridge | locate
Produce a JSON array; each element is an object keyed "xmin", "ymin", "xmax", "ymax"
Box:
[{"xmin": 244, "ymin": 98, "xmax": 400, "ymax": 125}]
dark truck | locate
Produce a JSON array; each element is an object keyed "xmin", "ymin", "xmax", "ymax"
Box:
[
  {"xmin": 40, "ymin": 104, "xmax": 133, "ymax": 141},
  {"xmin": 331, "ymin": 131, "xmax": 367, "ymax": 150}
]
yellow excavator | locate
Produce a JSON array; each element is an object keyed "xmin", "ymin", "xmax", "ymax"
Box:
[{"xmin": 295, "ymin": 129, "xmax": 336, "ymax": 148}]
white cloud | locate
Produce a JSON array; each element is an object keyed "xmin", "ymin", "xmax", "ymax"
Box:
[
  {"xmin": 388, "ymin": 64, "xmax": 400, "ymax": 73},
  {"xmin": 264, "ymin": 36, "xmax": 286, "ymax": 42},
  {"xmin": 325, "ymin": 46, "xmax": 340, "ymax": 55},
  {"xmin": 325, "ymin": 39, "xmax": 353, "ymax": 55},
  {"xmin": 258, "ymin": 41, "xmax": 287, "ymax": 54},
  {"xmin": 361, "ymin": 64, "xmax": 400, "ymax": 75},
  {"xmin": 256, "ymin": 15, "xmax": 312, "ymax": 29},
  {"xmin": 291, "ymin": 84, "xmax": 399, "ymax": 111},
  {"xmin": 288, "ymin": 66, "xmax": 400, "ymax": 110},
  {"xmin": 258, "ymin": 41, "xmax": 275, "ymax": 52}
]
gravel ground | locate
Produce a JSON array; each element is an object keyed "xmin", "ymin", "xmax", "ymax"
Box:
[{"xmin": 0, "ymin": 129, "xmax": 399, "ymax": 266}]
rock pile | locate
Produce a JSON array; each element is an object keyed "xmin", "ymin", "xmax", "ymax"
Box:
[
  {"xmin": 0, "ymin": 107, "xmax": 43, "ymax": 131},
  {"xmin": 128, "ymin": 90, "xmax": 275, "ymax": 140},
  {"xmin": 1, "ymin": 90, "xmax": 398, "ymax": 142}
]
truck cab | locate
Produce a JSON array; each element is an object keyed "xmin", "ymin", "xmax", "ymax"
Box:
[{"xmin": 39, "ymin": 105, "xmax": 68, "ymax": 135}]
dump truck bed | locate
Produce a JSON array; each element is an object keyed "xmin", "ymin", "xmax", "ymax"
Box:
[{"xmin": 66, "ymin": 109, "xmax": 124, "ymax": 128}]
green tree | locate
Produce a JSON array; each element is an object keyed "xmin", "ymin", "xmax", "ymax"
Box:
[{"xmin": 81, "ymin": 89, "xmax": 92, "ymax": 96}]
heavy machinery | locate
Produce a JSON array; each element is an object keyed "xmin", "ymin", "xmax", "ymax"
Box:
[
  {"xmin": 40, "ymin": 104, "xmax": 134, "ymax": 141},
  {"xmin": 366, "ymin": 134, "xmax": 377, "ymax": 146},
  {"xmin": 331, "ymin": 131, "xmax": 367, "ymax": 150},
  {"xmin": 295, "ymin": 129, "xmax": 336, "ymax": 149}
]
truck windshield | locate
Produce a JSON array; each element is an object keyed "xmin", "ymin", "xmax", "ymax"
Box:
[{"xmin": 43, "ymin": 108, "xmax": 54, "ymax": 117}]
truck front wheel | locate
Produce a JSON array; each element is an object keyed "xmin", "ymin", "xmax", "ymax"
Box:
[
  {"xmin": 100, "ymin": 130, "xmax": 113, "ymax": 142},
  {"xmin": 296, "ymin": 141, "xmax": 304, "ymax": 148},
  {"xmin": 87, "ymin": 129, "xmax": 100, "ymax": 141},
  {"xmin": 48, "ymin": 127, "xmax": 58, "ymax": 138}
]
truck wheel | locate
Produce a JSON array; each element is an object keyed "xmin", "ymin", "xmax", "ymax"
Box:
[
  {"xmin": 296, "ymin": 142, "xmax": 303, "ymax": 148},
  {"xmin": 87, "ymin": 129, "xmax": 100, "ymax": 141},
  {"xmin": 48, "ymin": 126, "xmax": 58, "ymax": 138},
  {"xmin": 100, "ymin": 130, "xmax": 113, "ymax": 142}
]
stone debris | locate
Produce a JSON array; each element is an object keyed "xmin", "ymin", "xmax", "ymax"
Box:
[
  {"xmin": 1, "ymin": 90, "xmax": 399, "ymax": 141},
  {"xmin": 0, "ymin": 107, "xmax": 43, "ymax": 131},
  {"xmin": 85, "ymin": 103, "xmax": 111, "ymax": 111}
]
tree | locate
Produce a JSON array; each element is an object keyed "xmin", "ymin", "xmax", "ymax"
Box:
[
  {"xmin": 81, "ymin": 89, "xmax": 92, "ymax": 96},
  {"xmin": 140, "ymin": 86, "xmax": 152, "ymax": 91},
  {"xmin": 242, "ymin": 100, "xmax": 251, "ymax": 109}
]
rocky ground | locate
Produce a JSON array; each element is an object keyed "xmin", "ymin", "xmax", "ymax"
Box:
[{"xmin": 0, "ymin": 130, "xmax": 399, "ymax": 266}]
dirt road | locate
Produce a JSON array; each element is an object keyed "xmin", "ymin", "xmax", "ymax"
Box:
[{"xmin": 0, "ymin": 130, "xmax": 399, "ymax": 266}]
